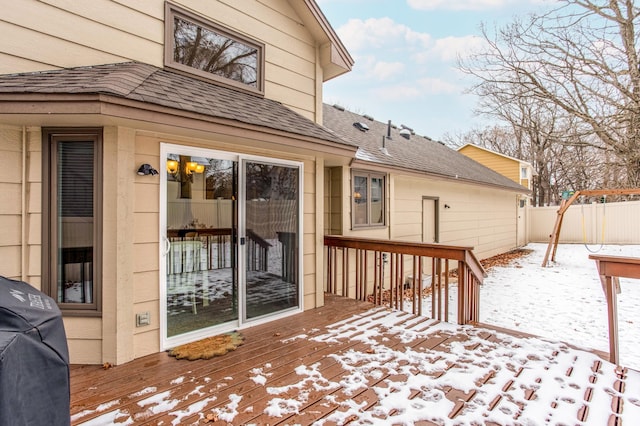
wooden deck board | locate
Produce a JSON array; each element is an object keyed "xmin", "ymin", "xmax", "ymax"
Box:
[{"xmin": 70, "ymin": 295, "xmax": 637, "ymax": 425}]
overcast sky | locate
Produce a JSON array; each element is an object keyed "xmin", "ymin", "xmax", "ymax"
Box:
[{"xmin": 318, "ymin": 0, "xmax": 555, "ymax": 141}]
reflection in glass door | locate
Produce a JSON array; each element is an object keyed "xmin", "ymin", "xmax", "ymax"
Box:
[
  {"xmin": 161, "ymin": 146, "xmax": 302, "ymax": 348},
  {"xmin": 164, "ymin": 150, "xmax": 237, "ymax": 339},
  {"xmin": 243, "ymin": 160, "xmax": 300, "ymax": 320}
]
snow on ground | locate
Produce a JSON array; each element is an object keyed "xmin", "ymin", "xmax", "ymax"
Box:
[{"xmin": 478, "ymin": 243, "xmax": 640, "ymax": 371}]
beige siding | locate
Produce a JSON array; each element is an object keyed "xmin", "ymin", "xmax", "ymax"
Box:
[
  {"xmin": 101, "ymin": 126, "xmax": 136, "ymax": 364},
  {"xmin": 127, "ymin": 132, "xmax": 321, "ymax": 361},
  {"xmin": 0, "ymin": 0, "xmax": 320, "ymax": 122},
  {"xmin": 35, "ymin": 129, "xmax": 325, "ymax": 364},
  {"xmin": 392, "ymin": 176, "xmax": 517, "ymax": 260},
  {"xmin": 0, "ymin": 0, "xmax": 338, "ymax": 365},
  {"xmin": 303, "ymin": 157, "xmax": 319, "ymax": 309},
  {"xmin": 459, "ymin": 145, "xmax": 520, "ymax": 184},
  {"xmin": 0, "ymin": 128, "xmax": 23, "ymax": 282},
  {"xmin": 332, "ymin": 167, "xmax": 518, "ymax": 260},
  {"xmin": 0, "ymin": 126, "xmax": 42, "ymax": 284}
]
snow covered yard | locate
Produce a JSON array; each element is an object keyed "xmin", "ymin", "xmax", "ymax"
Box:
[{"xmin": 479, "ymin": 243, "xmax": 640, "ymax": 371}]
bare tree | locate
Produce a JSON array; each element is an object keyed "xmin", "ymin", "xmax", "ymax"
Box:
[
  {"xmin": 459, "ymin": 0, "xmax": 640, "ymax": 189},
  {"xmin": 174, "ymin": 17, "xmax": 258, "ymax": 86}
]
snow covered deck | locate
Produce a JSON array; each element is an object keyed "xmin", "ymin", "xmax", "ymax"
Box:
[{"xmin": 70, "ymin": 295, "xmax": 639, "ymax": 425}]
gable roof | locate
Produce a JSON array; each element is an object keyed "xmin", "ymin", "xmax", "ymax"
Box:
[
  {"xmin": 0, "ymin": 62, "xmax": 357, "ymax": 151},
  {"xmin": 457, "ymin": 143, "xmax": 534, "ymax": 168},
  {"xmin": 288, "ymin": 0, "xmax": 353, "ymax": 81},
  {"xmin": 322, "ymin": 104, "xmax": 530, "ymax": 192}
]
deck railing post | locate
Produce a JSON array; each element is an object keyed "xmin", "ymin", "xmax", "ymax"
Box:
[
  {"xmin": 589, "ymin": 254, "xmax": 640, "ymax": 364},
  {"xmin": 436, "ymin": 258, "xmax": 442, "ymax": 320},
  {"xmin": 342, "ymin": 248, "xmax": 348, "ymax": 297},
  {"xmin": 444, "ymin": 259, "xmax": 449, "ymax": 322},
  {"xmin": 400, "ymin": 254, "xmax": 404, "ymax": 310},
  {"xmin": 418, "ymin": 256, "xmax": 423, "ymax": 316},
  {"xmin": 326, "ymin": 245, "xmax": 333, "ymax": 293},
  {"xmin": 457, "ymin": 261, "xmax": 467, "ymax": 325}
]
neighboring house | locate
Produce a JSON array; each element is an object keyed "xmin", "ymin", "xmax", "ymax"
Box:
[
  {"xmin": 322, "ymin": 105, "xmax": 531, "ymax": 257},
  {"xmin": 0, "ymin": 0, "xmax": 355, "ymax": 364},
  {"xmin": 457, "ymin": 144, "xmax": 535, "ymax": 192}
]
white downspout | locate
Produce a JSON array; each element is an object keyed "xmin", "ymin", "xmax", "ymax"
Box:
[{"xmin": 21, "ymin": 126, "xmax": 27, "ymax": 282}]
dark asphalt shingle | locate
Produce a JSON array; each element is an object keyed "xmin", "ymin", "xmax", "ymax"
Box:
[
  {"xmin": 0, "ymin": 62, "xmax": 355, "ymax": 148},
  {"xmin": 322, "ymin": 103, "xmax": 529, "ymax": 192}
]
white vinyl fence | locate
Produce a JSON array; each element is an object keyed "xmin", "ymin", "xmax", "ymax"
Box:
[{"xmin": 528, "ymin": 200, "xmax": 640, "ymax": 244}]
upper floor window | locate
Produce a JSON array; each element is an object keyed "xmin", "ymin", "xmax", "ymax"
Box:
[
  {"xmin": 520, "ymin": 166, "xmax": 528, "ymax": 179},
  {"xmin": 352, "ymin": 171, "xmax": 386, "ymax": 228},
  {"xmin": 165, "ymin": 3, "xmax": 265, "ymax": 95}
]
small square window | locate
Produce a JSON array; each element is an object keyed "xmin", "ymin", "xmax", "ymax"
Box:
[{"xmin": 165, "ymin": 3, "xmax": 265, "ymax": 95}]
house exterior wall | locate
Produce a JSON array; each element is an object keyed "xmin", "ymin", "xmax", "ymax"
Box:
[
  {"xmin": 0, "ymin": 126, "xmax": 26, "ymax": 280},
  {"xmin": 325, "ymin": 166, "xmax": 519, "ymax": 300},
  {"xmin": 0, "ymin": 123, "xmax": 325, "ymax": 364},
  {"xmin": 390, "ymin": 175, "xmax": 517, "ymax": 260},
  {"xmin": 0, "ymin": 0, "xmax": 321, "ymax": 121},
  {"xmin": 458, "ymin": 144, "xmax": 535, "ymax": 193},
  {"xmin": 0, "ymin": 125, "xmax": 43, "ymax": 287},
  {"xmin": 129, "ymin": 132, "xmax": 323, "ymax": 361},
  {"xmin": 458, "ymin": 145, "xmax": 520, "ymax": 185},
  {"xmin": 331, "ymin": 165, "xmax": 519, "ymax": 261},
  {"xmin": 134, "ymin": 132, "xmax": 323, "ymax": 363},
  {"xmin": 0, "ymin": 0, "xmax": 345, "ymax": 365}
]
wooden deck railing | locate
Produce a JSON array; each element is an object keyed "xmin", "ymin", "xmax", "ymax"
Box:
[
  {"xmin": 325, "ymin": 235, "xmax": 487, "ymax": 325},
  {"xmin": 589, "ymin": 254, "xmax": 640, "ymax": 364}
]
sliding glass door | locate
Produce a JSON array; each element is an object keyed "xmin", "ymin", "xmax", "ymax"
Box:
[
  {"xmin": 160, "ymin": 145, "xmax": 302, "ymax": 349},
  {"xmin": 162, "ymin": 147, "xmax": 238, "ymax": 345},
  {"xmin": 242, "ymin": 160, "xmax": 300, "ymax": 320}
]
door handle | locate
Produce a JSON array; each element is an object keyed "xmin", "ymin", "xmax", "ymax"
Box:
[{"xmin": 162, "ymin": 235, "xmax": 171, "ymax": 256}]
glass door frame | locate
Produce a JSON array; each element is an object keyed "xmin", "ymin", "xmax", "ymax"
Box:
[
  {"xmin": 239, "ymin": 155, "xmax": 305, "ymax": 325},
  {"xmin": 159, "ymin": 144, "xmax": 304, "ymax": 350}
]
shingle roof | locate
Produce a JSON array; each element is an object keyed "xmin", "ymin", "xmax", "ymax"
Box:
[
  {"xmin": 0, "ymin": 62, "xmax": 355, "ymax": 148},
  {"xmin": 322, "ymin": 104, "xmax": 529, "ymax": 192}
]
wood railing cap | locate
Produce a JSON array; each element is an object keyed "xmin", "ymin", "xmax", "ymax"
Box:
[{"xmin": 589, "ymin": 254, "xmax": 640, "ymax": 265}]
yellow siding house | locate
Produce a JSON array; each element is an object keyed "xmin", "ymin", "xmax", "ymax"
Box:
[{"xmin": 457, "ymin": 144, "xmax": 534, "ymax": 191}]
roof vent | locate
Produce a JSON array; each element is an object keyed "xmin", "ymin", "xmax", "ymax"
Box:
[
  {"xmin": 353, "ymin": 122, "xmax": 370, "ymax": 132},
  {"xmin": 333, "ymin": 104, "xmax": 345, "ymax": 111},
  {"xmin": 400, "ymin": 124, "xmax": 414, "ymax": 132},
  {"xmin": 363, "ymin": 114, "xmax": 374, "ymax": 121},
  {"xmin": 399, "ymin": 129, "xmax": 411, "ymax": 140}
]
